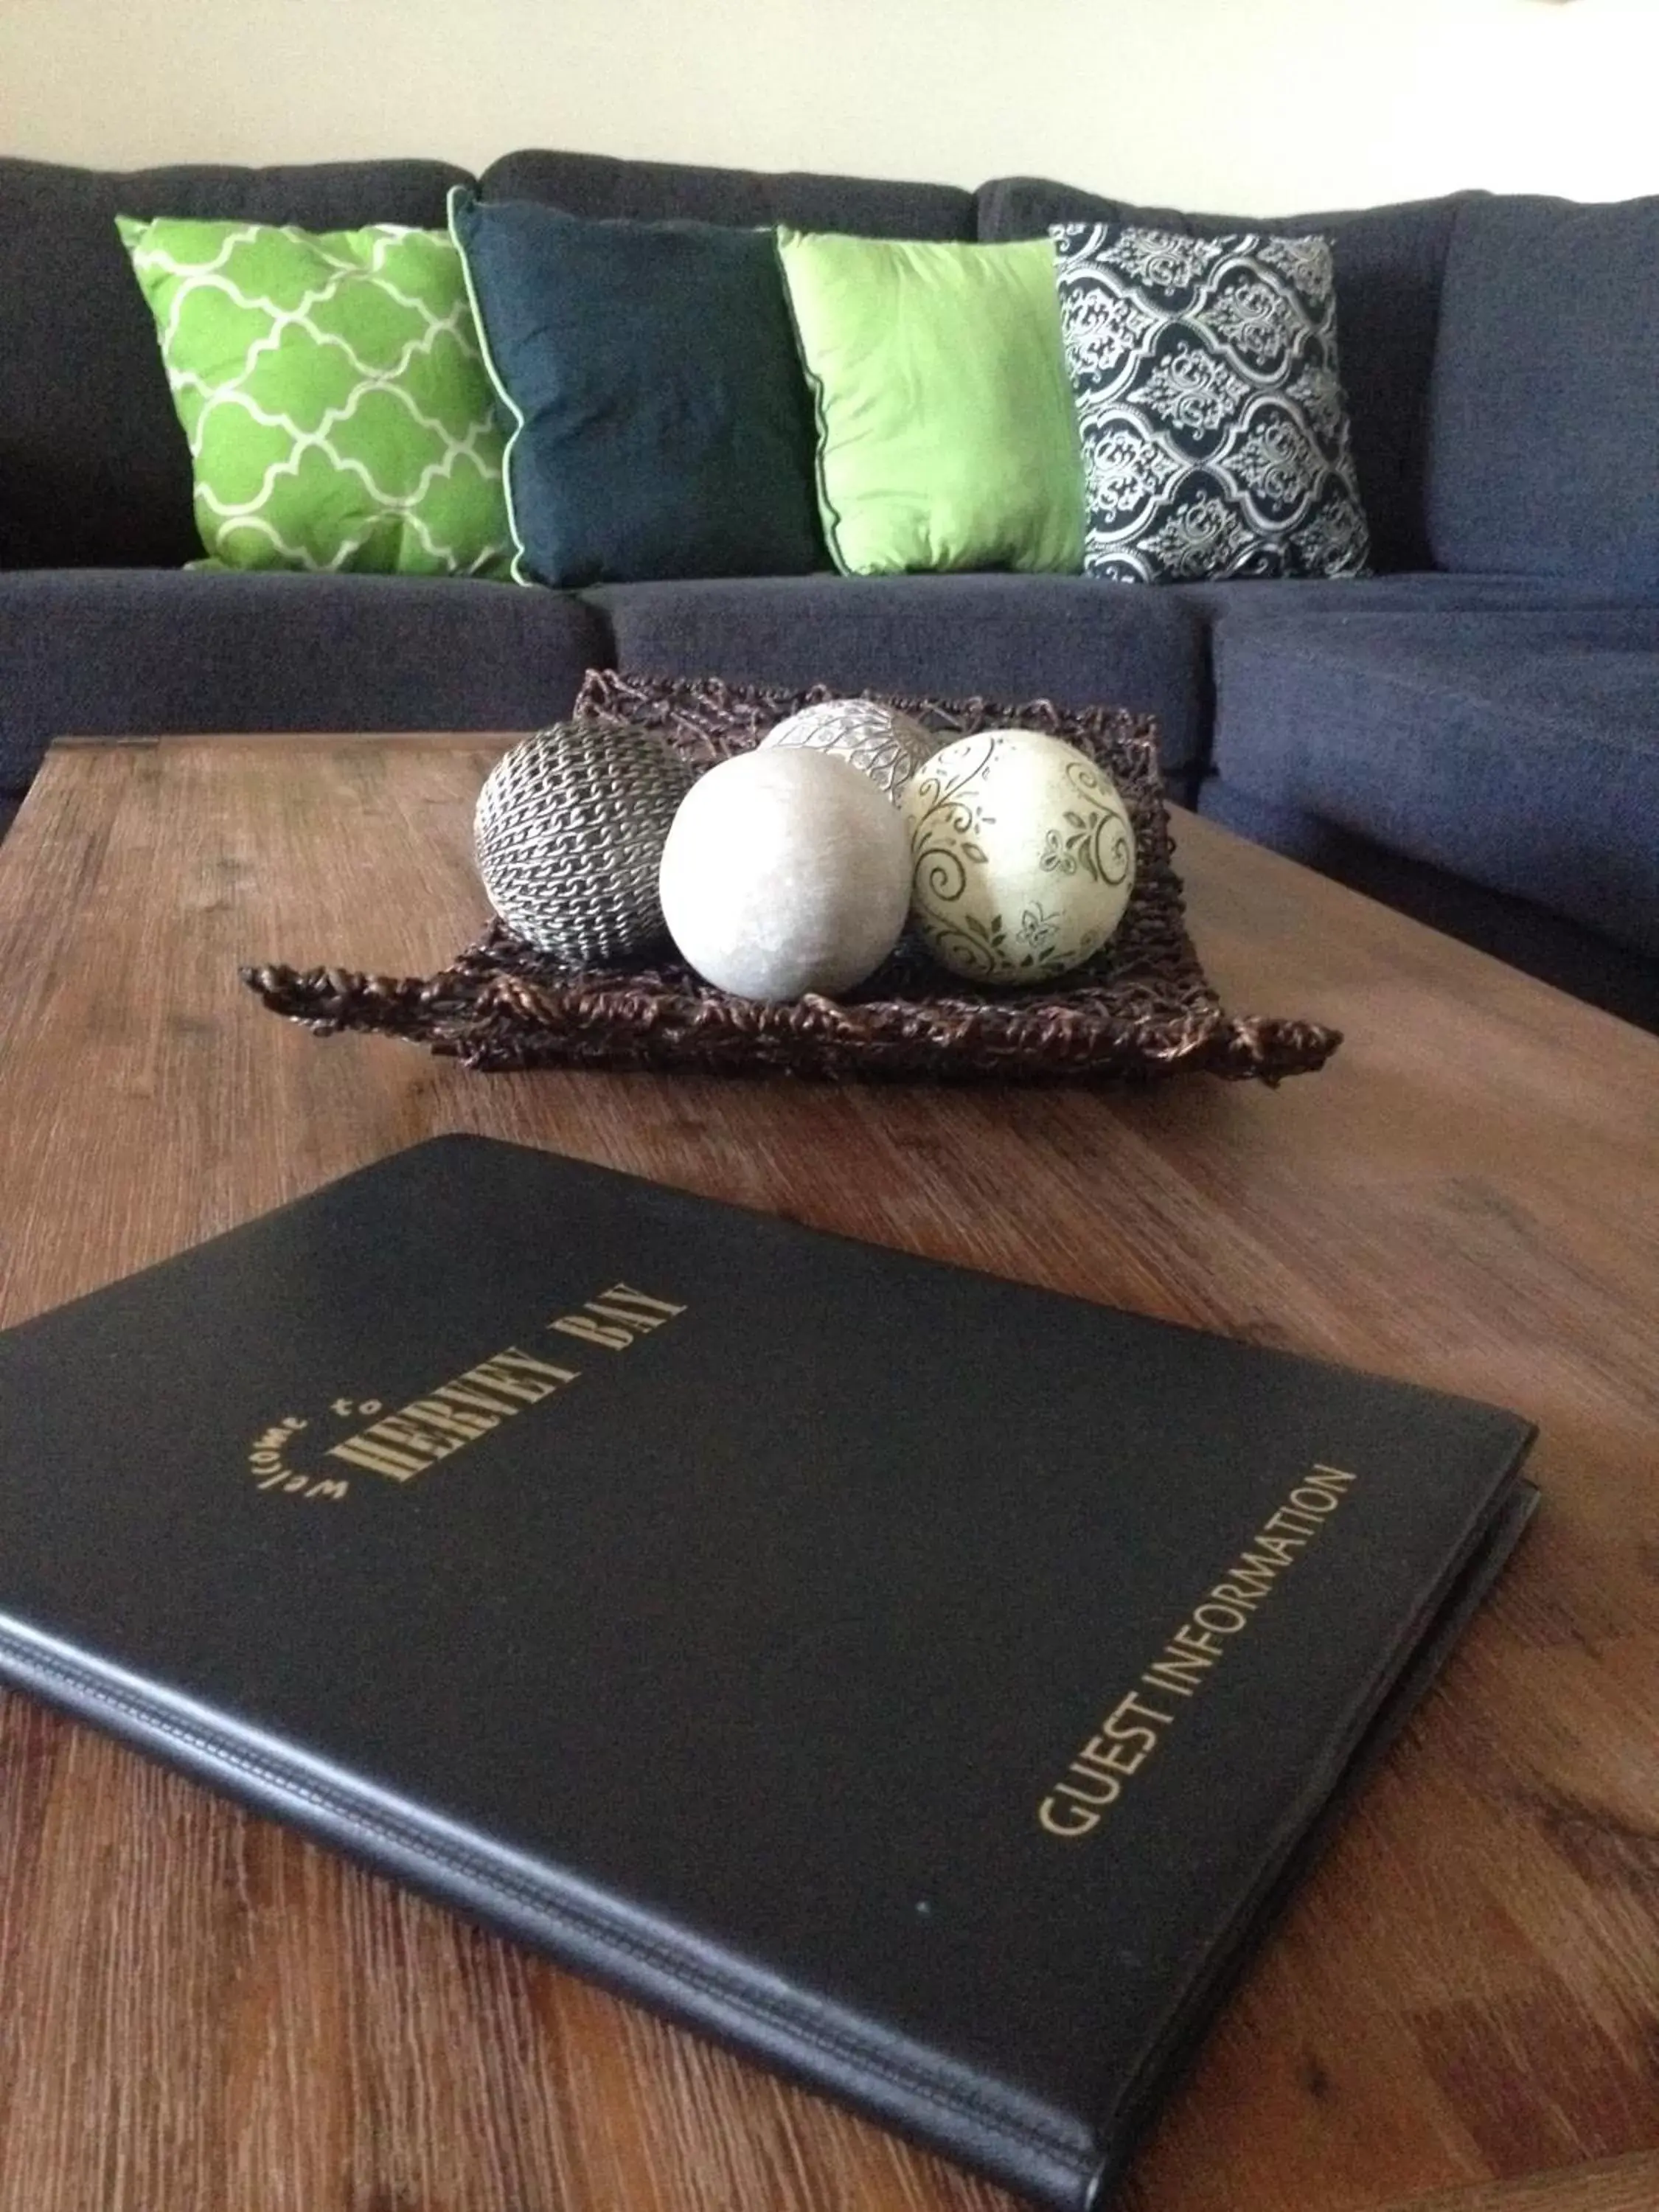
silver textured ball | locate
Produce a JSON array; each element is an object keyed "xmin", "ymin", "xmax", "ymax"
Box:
[
  {"xmin": 759, "ymin": 698, "xmax": 937, "ymax": 804},
  {"xmin": 475, "ymin": 723, "xmax": 695, "ymax": 962},
  {"xmin": 659, "ymin": 749, "xmax": 911, "ymax": 1001}
]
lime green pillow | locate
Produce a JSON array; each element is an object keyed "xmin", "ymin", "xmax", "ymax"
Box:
[
  {"xmin": 117, "ymin": 216, "xmax": 513, "ymax": 577},
  {"xmin": 776, "ymin": 231, "xmax": 1085, "ymax": 576}
]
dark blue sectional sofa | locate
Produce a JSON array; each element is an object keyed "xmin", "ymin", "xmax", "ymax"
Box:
[{"xmin": 2, "ymin": 149, "xmax": 1655, "ymax": 1026}]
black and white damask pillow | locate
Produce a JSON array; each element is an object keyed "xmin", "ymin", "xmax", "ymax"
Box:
[{"xmin": 1051, "ymin": 223, "xmax": 1371, "ymax": 582}]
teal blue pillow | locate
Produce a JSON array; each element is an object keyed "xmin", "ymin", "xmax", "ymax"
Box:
[{"xmin": 448, "ymin": 189, "xmax": 822, "ymax": 585}]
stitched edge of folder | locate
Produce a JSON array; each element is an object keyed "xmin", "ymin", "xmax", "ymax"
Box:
[{"xmin": 0, "ymin": 1632, "xmax": 1096, "ymax": 2181}]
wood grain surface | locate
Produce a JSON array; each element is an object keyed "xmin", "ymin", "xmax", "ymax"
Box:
[{"xmin": 0, "ymin": 733, "xmax": 1653, "ymax": 2212}]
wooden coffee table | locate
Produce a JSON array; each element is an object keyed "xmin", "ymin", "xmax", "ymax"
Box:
[{"xmin": 0, "ymin": 733, "xmax": 1654, "ymax": 2212}]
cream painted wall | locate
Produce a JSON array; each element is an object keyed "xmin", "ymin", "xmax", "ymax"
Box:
[{"xmin": 1, "ymin": 0, "xmax": 1653, "ymax": 212}]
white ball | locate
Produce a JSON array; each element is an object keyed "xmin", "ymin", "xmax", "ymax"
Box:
[
  {"xmin": 759, "ymin": 699, "xmax": 937, "ymax": 804},
  {"xmin": 903, "ymin": 729, "xmax": 1136, "ymax": 984},
  {"xmin": 660, "ymin": 749, "xmax": 911, "ymax": 1001}
]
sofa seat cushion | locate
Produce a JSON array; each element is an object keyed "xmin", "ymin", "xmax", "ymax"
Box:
[
  {"xmin": 0, "ymin": 571, "xmax": 611, "ymax": 800},
  {"xmin": 1427, "ymin": 194, "xmax": 1659, "ymax": 588},
  {"xmin": 0, "ymin": 157, "xmax": 473, "ymax": 573},
  {"xmin": 1196, "ymin": 778, "xmax": 1659, "ymax": 1032},
  {"xmin": 1211, "ymin": 610, "xmax": 1659, "ymax": 956},
  {"xmin": 1172, "ymin": 571, "xmax": 1659, "ymax": 625},
  {"xmin": 479, "ymin": 150, "xmax": 974, "ymax": 240},
  {"xmin": 585, "ymin": 574, "xmax": 1208, "ymax": 787}
]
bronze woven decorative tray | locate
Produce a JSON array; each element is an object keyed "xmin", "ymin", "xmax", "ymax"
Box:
[{"xmin": 244, "ymin": 670, "xmax": 1341, "ymax": 1085}]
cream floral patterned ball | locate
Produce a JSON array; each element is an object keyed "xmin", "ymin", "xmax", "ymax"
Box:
[{"xmin": 902, "ymin": 729, "xmax": 1136, "ymax": 984}]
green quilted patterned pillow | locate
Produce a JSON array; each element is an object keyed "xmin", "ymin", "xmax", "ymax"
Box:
[{"xmin": 117, "ymin": 216, "xmax": 514, "ymax": 577}]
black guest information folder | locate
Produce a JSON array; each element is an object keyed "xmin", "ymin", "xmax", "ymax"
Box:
[{"xmin": 0, "ymin": 1135, "xmax": 1536, "ymax": 2209}]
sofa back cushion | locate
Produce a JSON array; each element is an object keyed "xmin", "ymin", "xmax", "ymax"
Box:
[
  {"xmin": 977, "ymin": 177, "xmax": 1467, "ymax": 575},
  {"xmin": 480, "ymin": 150, "xmax": 974, "ymax": 241},
  {"xmin": 0, "ymin": 157, "xmax": 471, "ymax": 571},
  {"xmin": 1426, "ymin": 194, "xmax": 1659, "ymax": 588}
]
